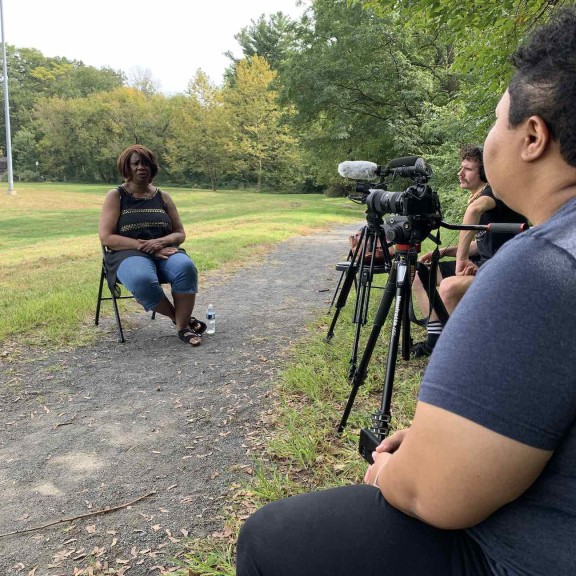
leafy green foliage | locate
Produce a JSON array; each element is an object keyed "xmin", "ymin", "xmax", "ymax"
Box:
[
  {"xmin": 1, "ymin": 45, "xmax": 124, "ymax": 142},
  {"xmin": 165, "ymin": 72, "xmax": 231, "ymax": 190},
  {"xmin": 4, "ymin": 1, "xmax": 567, "ymax": 194},
  {"xmin": 279, "ymin": 0, "xmax": 458, "ymax": 188},
  {"xmin": 32, "ymin": 88, "xmax": 177, "ymax": 182},
  {"xmin": 223, "ymin": 56, "xmax": 302, "ymax": 190},
  {"xmin": 356, "ymin": 0, "xmax": 570, "ymax": 133},
  {"xmin": 227, "ymin": 11, "xmax": 298, "ymax": 74}
]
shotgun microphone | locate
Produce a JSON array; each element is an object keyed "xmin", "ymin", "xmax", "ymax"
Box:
[{"xmin": 338, "ymin": 157, "xmax": 432, "ymax": 180}]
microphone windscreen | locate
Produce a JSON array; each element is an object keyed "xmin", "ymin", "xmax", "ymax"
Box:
[{"xmin": 338, "ymin": 161, "xmax": 379, "ymax": 180}]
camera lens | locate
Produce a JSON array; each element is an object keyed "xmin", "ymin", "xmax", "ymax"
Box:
[{"xmin": 367, "ymin": 190, "xmax": 405, "ymax": 215}]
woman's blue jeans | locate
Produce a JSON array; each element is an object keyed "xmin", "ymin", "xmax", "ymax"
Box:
[{"xmin": 116, "ymin": 253, "xmax": 198, "ymax": 311}]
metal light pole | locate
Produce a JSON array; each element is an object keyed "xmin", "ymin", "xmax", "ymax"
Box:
[{"xmin": 0, "ymin": 0, "xmax": 15, "ymax": 194}]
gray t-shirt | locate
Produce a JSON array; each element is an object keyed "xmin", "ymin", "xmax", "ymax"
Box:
[{"xmin": 419, "ymin": 196, "xmax": 576, "ymax": 575}]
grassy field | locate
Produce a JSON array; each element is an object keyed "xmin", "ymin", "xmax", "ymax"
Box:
[{"xmin": 0, "ymin": 183, "xmax": 363, "ymax": 348}]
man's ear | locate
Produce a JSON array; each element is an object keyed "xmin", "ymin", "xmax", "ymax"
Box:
[{"xmin": 521, "ymin": 115, "xmax": 550, "ymax": 162}]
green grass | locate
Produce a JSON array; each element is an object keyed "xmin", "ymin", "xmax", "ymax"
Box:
[{"xmin": 0, "ymin": 183, "xmax": 361, "ymax": 348}]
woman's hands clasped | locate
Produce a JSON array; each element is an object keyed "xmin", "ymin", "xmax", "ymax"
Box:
[
  {"xmin": 138, "ymin": 239, "xmax": 178, "ymax": 259},
  {"xmin": 138, "ymin": 238, "xmax": 166, "ymax": 253}
]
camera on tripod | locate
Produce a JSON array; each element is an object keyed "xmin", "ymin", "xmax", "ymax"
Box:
[
  {"xmin": 339, "ymin": 156, "xmax": 443, "ymax": 246},
  {"xmin": 336, "ymin": 155, "xmax": 445, "ymax": 463}
]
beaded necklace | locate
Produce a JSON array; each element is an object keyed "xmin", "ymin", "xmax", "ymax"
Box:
[{"xmin": 468, "ymin": 183, "xmax": 488, "ymax": 205}]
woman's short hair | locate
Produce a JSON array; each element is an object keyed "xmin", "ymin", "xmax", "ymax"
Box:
[{"xmin": 116, "ymin": 144, "xmax": 159, "ymax": 182}]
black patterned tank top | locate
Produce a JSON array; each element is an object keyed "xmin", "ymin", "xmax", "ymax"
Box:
[{"xmin": 116, "ymin": 185, "xmax": 172, "ymax": 240}]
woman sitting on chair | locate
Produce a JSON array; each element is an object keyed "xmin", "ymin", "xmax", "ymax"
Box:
[{"xmin": 99, "ymin": 144, "xmax": 205, "ymax": 346}]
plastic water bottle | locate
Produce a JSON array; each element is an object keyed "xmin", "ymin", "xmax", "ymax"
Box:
[{"xmin": 206, "ymin": 303, "xmax": 216, "ymax": 334}]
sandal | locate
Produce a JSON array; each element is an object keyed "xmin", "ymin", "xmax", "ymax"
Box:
[
  {"xmin": 189, "ymin": 316, "xmax": 207, "ymax": 334},
  {"xmin": 172, "ymin": 317, "xmax": 207, "ymax": 334},
  {"xmin": 178, "ymin": 328, "xmax": 202, "ymax": 347}
]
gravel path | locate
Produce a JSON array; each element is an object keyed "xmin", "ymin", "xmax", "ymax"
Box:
[{"xmin": 0, "ymin": 222, "xmax": 361, "ymax": 576}]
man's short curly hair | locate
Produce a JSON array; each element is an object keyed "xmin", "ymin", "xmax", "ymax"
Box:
[
  {"xmin": 116, "ymin": 144, "xmax": 159, "ymax": 182},
  {"xmin": 508, "ymin": 6, "xmax": 576, "ymax": 167}
]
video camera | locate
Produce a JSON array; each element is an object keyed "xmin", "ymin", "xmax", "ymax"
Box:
[{"xmin": 338, "ymin": 156, "xmax": 442, "ymax": 245}]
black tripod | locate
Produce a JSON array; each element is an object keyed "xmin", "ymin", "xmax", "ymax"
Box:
[
  {"xmin": 325, "ymin": 211, "xmax": 392, "ymax": 379},
  {"xmin": 337, "ymin": 237, "xmax": 449, "ymax": 442}
]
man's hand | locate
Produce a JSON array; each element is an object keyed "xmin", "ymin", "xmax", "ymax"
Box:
[
  {"xmin": 419, "ymin": 251, "xmax": 434, "ymax": 264},
  {"xmin": 456, "ymin": 259, "xmax": 478, "ymax": 276}
]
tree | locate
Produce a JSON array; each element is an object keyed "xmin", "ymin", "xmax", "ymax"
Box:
[
  {"xmin": 226, "ymin": 12, "xmax": 298, "ymax": 73},
  {"xmin": 0, "ymin": 45, "xmax": 125, "ymax": 168},
  {"xmin": 355, "ymin": 0, "xmax": 570, "ymax": 132},
  {"xmin": 127, "ymin": 66, "xmax": 161, "ymax": 95},
  {"xmin": 280, "ymin": 0, "xmax": 456, "ymax": 188},
  {"xmin": 32, "ymin": 88, "xmax": 177, "ymax": 182},
  {"xmin": 223, "ymin": 56, "xmax": 301, "ymax": 191},
  {"xmin": 12, "ymin": 128, "xmax": 39, "ymax": 180},
  {"xmin": 165, "ymin": 71, "xmax": 231, "ymax": 190}
]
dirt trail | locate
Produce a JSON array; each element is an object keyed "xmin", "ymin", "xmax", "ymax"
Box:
[{"xmin": 0, "ymin": 222, "xmax": 361, "ymax": 576}]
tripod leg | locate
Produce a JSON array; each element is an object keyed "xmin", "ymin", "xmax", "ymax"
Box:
[
  {"xmin": 415, "ymin": 263, "xmax": 450, "ymax": 326},
  {"xmin": 357, "ymin": 258, "xmax": 412, "ymax": 460},
  {"xmin": 337, "ymin": 263, "xmax": 398, "ymax": 434},
  {"xmin": 327, "ymin": 269, "xmax": 346, "ymax": 313},
  {"xmin": 347, "ymin": 264, "xmax": 371, "ymax": 378},
  {"xmin": 327, "ymin": 249, "xmax": 354, "ymax": 314},
  {"xmin": 324, "ymin": 263, "xmax": 357, "ymax": 342},
  {"xmin": 401, "ymin": 257, "xmax": 419, "ymax": 360},
  {"xmin": 324, "ymin": 228, "xmax": 368, "ymax": 342},
  {"xmin": 348, "ymin": 228, "xmax": 392, "ymax": 378},
  {"xmin": 380, "ymin": 259, "xmax": 410, "ymax": 416}
]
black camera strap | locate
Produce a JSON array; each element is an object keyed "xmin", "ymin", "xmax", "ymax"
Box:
[{"xmin": 409, "ymin": 230, "xmax": 442, "ymax": 327}]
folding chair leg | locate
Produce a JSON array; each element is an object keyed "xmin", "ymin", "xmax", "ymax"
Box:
[
  {"xmin": 95, "ymin": 268, "xmax": 105, "ymax": 326},
  {"xmin": 96, "ymin": 246, "xmax": 162, "ymax": 341},
  {"xmin": 96, "ymin": 260, "xmax": 126, "ymax": 343},
  {"xmin": 111, "ymin": 292, "xmax": 126, "ymax": 343}
]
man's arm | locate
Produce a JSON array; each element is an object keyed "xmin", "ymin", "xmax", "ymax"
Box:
[
  {"xmin": 366, "ymin": 236, "xmax": 576, "ymax": 530},
  {"xmin": 368, "ymin": 402, "xmax": 552, "ymax": 529},
  {"xmin": 455, "ymin": 195, "xmax": 496, "ymax": 274}
]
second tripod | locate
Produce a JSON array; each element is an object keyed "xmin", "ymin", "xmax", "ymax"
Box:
[{"xmin": 324, "ymin": 213, "xmax": 392, "ymax": 379}]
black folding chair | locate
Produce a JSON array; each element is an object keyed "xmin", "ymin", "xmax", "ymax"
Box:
[{"xmin": 95, "ymin": 246, "xmax": 155, "ymax": 343}]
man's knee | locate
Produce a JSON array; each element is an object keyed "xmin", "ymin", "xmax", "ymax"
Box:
[{"xmin": 439, "ymin": 276, "xmax": 473, "ymax": 310}]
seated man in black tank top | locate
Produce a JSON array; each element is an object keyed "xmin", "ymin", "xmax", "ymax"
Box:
[{"xmin": 411, "ymin": 144, "xmax": 527, "ymax": 356}]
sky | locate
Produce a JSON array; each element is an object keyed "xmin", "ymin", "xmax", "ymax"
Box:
[{"xmin": 2, "ymin": 0, "xmax": 309, "ymax": 95}]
